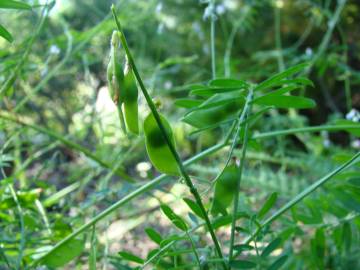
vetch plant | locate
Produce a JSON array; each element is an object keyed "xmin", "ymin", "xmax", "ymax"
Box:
[{"xmin": 1, "ymin": 1, "xmax": 360, "ymax": 270}]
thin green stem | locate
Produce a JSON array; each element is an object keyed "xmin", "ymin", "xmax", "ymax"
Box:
[
  {"xmin": 28, "ymin": 139, "xmax": 225, "ymax": 268},
  {"xmin": 239, "ymin": 151, "xmax": 360, "ymax": 248},
  {"xmin": 0, "ymin": 112, "xmax": 135, "ymax": 182},
  {"xmin": 228, "ymin": 91, "xmax": 253, "ymax": 262},
  {"xmin": 25, "ymin": 117, "xmax": 359, "ymax": 268},
  {"xmin": 186, "ymin": 231, "xmax": 201, "ymax": 267},
  {"xmin": 14, "ymin": 18, "xmax": 73, "ymax": 112},
  {"xmin": 308, "ymin": 0, "xmax": 347, "ymax": 70},
  {"xmin": 210, "ymin": 0, "xmax": 216, "ymax": 79},
  {"xmin": 251, "ymin": 124, "xmax": 359, "ymax": 140},
  {"xmin": 208, "ymin": 89, "xmax": 254, "ymax": 196},
  {"xmin": 111, "ymin": 6, "xmax": 227, "ymax": 269},
  {"xmin": 274, "ymin": 6, "xmax": 285, "ymax": 72},
  {"xmin": 8, "ymin": 184, "xmax": 26, "ymax": 270},
  {"xmin": 35, "ymin": 199, "xmax": 52, "ymax": 235},
  {"xmin": 0, "ymin": 1, "xmax": 50, "ymax": 99}
]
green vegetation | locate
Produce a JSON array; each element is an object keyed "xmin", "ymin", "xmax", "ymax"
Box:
[{"xmin": 0, "ymin": 0, "xmax": 359, "ymax": 269}]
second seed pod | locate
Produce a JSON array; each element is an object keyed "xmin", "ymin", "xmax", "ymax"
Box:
[{"xmin": 143, "ymin": 112, "xmax": 179, "ymax": 176}]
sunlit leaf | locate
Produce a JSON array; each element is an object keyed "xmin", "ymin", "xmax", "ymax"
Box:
[
  {"xmin": 255, "ymin": 62, "xmax": 309, "ymax": 92},
  {"xmin": 0, "ymin": 24, "xmax": 13, "ymax": 42},
  {"xmin": 41, "ymin": 239, "xmax": 85, "ymax": 268},
  {"xmin": 253, "ymin": 95, "xmax": 316, "ymax": 109},
  {"xmin": 183, "ymin": 198, "xmax": 205, "ymax": 219},
  {"xmin": 258, "ymin": 192, "xmax": 278, "ymax": 219},
  {"xmin": 0, "ymin": 0, "xmax": 31, "ymax": 9},
  {"xmin": 118, "ymin": 251, "xmax": 144, "ymax": 264},
  {"xmin": 230, "ymin": 260, "xmax": 257, "ymax": 269},
  {"xmin": 261, "ymin": 238, "xmax": 282, "ymax": 257},
  {"xmin": 267, "ymin": 255, "xmax": 288, "ymax": 270},
  {"xmin": 160, "ymin": 204, "xmax": 188, "ymax": 231},
  {"xmin": 145, "ymin": 227, "xmax": 163, "ymax": 244}
]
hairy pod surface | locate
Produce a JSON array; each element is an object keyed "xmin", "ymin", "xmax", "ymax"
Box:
[
  {"xmin": 143, "ymin": 113, "xmax": 179, "ymax": 175},
  {"xmin": 107, "ymin": 30, "xmax": 126, "ymax": 131},
  {"xmin": 123, "ymin": 57, "xmax": 139, "ymax": 134}
]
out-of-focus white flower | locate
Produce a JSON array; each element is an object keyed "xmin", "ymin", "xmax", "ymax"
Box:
[
  {"xmin": 323, "ymin": 139, "xmax": 331, "ymax": 148},
  {"xmin": 216, "ymin": 4, "xmax": 226, "ymax": 15},
  {"xmin": 164, "ymin": 81, "xmax": 173, "ymax": 90},
  {"xmin": 136, "ymin": 162, "xmax": 152, "ymax": 178},
  {"xmin": 346, "ymin": 109, "xmax": 360, "ymax": 122},
  {"xmin": 224, "ymin": 0, "xmax": 238, "ymax": 10},
  {"xmin": 351, "ymin": 140, "xmax": 360, "ymax": 149},
  {"xmin": 192, "ymin": 22, "xmax": 204, "ymax": 40},
  {"xmin": 49, "ymin": 45, "xmax": 60, "ymax": 55},
  {"xmin": 321, "ymin": 131, "xmax": 331, "ymax": 148},
  {"xmin": 155, "ymin": 2, "xmax": 163, "ymax": 14},
  {"xmin": 157, "ymin": 23, "xmax": 164, "ymax": 34},
  {"xmin": 275, "ymin": 0, "xmax": 284, "ymax": 8},
  {"xmin": 203, "ymin": 4, "xmax": 217, "ymax": 21},
  {"xmin": 305, "ymin": 47, "xmax": 313, "ymax": 56}
]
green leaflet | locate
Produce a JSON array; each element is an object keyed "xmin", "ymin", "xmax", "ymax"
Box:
[
  {"xmin": 41, "ymin": 238, "xmax": 85, "ymax": 268},
  {"xmin": 255, "ymin": 62, "xmax": 309, "ymax": 92},
  {"xmin": 145, "ymin": 227, "xmax": 163, "ymax": 244},
  {"xmin": 123, "ymin": 57, "xmax": 139, "ymax": 134},
  {"xmin": 160, "ymin": 204, "xmax": 188, "ymax": 231},
  {"xmin": 143, "ymin": 113, "xmax": 179, "ymax": 175},
  {"xmin": 182, "ymin": 92, "xmax": 245, "ymax": 129},
  {"xmin": 211, "ymin": 163, "xmax": 239, "ymax": 216},
  {"xmin": 118, "ymin": 251, "xmax": 144, "ymax": 264},
  {"xmin": 0, "ymin": 24, "xmax": 13, "ymax": 42},
  {"xmin": 230, "ymin": 260, "xmax": 257, "ymax": 269},
  {"xmin": 257, "ymin": 192, "xmax": 278, "ymax": 220},
  {"xmin": 0, "ymin": 0, "xmax": 31, "ymax": 9},
  {"xmin": 253, "ymin": 95, "xmax": 316, "ymax": 109}
]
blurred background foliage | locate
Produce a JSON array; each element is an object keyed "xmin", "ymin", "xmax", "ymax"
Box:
[{"xmin": 0, "ymin": 0, "xmax": 360, "ymax": 269}]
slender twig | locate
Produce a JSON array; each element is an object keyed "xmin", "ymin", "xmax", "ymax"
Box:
[
  {"xmin": 239, "ymin": 151, "xmax": 360, "ymax": 247},
  {"xmin": 228, "ymin": 90, "xmax": 253, "ymax": 262},
  {"xmin": 14, "ymin": 18, "xmax": 73, "ymax": 112},
  {"xmin": 111, "ymin": 6, "xmax": 227, "ymax": 269},
  {"xmin": 8, "ymin": 184, "xmax": 26, "ymax": 270},
  {"xmin": 0, "ymin": 112, "xmax": 135, "ymax": 182},
  {"xmin": 210, "ymin": 0, "xmax": 216, "ymax": 79},
  {"xmin": 146, "ymin": 152, "xmax": 360, "ymax": 266},
  {"xmin": 274, "ymin": 6, "xmax": 285, "ymax": 72},
  {"xmin": 26, "ymin": 119, "xmax": 359, "ymax": 268},
  {"xmin": 252, "ymin": 124, "xmax": 360, "ymax": 139},
  {"xmin": 307, "ymin": 0, "xmax": 347, "ymax": 71},
  {"xmin": 0, "ymin": 1, "xmax": 50, "ymax": 99},
  {"xmin": 186, "ymin": 231, "xmax": 201, "ymax": 267}
]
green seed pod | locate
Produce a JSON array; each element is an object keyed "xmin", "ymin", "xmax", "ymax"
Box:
[
  {"xmin": 143, "ymin": 113, "xmax": 179, "ymax": 175},
  {"xmin": 210, "ymin": 162, "xmax": 239, "ymax": 216},
  {"xmin": 123, "ymin": 56, "xmax": 139, "ymax": 134},
  {"xmin": 107, "ymin": 30, "xmax": 126, "ymax": 132}
]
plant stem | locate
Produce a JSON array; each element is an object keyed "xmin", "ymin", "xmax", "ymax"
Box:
[
  {"xmin": 25, "ymin": 118, "xmax": 359, "ymax": 268},
  {"xmin": 239, "ymin": 151, "xmax": 360, "ymax": 247},
  {"xmin": 210, "ymin": 0, "xmax": 216, "ymax": 79},
  {"xmin": 111, "ymin": 6, "xmax": 227, "ymax": 269},
  {"xmin": 8, "ymin": 184, "xmax": 26, "ymax": 270},
  {"xmin": 28, "ymin": 140, "xmax": 225, "ymax": 269},
  {"xmin": 252, "ymin": 124, "xmax": 359, "ymax": 139},
  {"xmin": 274, "ymin": 5, "xmax": 285, "ymax": 72},
  {"xmin": 228, "ymin": 90, "xmax": 253, "ymax": 262},
  {"xmin": 307, "ymin": 0, "xmax": 347, "ymax": 70},
  {"xmin": 0, "ymin": 112, "xmax": 135, "ymax": 182},
  {"xmin": 0, "ymin": 1, "xmax": 49, "ymax": 99},
  {"xmin": 186, "ymin": 231, "xmax": 201, "ymax": 267}
]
